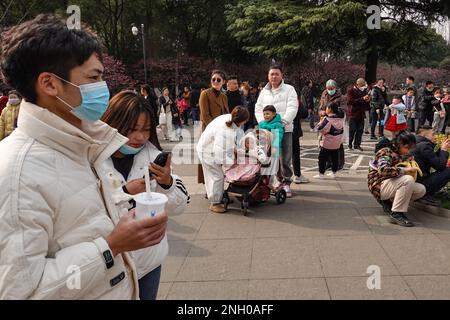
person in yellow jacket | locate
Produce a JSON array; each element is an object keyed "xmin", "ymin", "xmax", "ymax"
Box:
[{"xmin": 0, "ymin": 90, "xmax": 21, "ymax": 140}]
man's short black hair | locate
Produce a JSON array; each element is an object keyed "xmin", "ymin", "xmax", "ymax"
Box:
[
  {"xmin": 377, "ymin": 77, "xmax": 385, "ymax": 82},
  {"xmin": 269, "ymin": 64, "xmax": 283, "ymax": 73},
  {"xmin": 416, "ymin": 125, "xmax": 433, "ymax": 135},
  {"xmin": 407, "ymin": 76, "xmax": 415, "ymax": 82},
  {"xmin": 1, "ymin": 14, "xmax": 103, "ymax": 104},
  {"xmin": 228, "ymin": 75, "xmax": 238, "ymax": 81},
  {"xmin": 426, "ymin": 80, "xmax": 434, "ymax": 86}
]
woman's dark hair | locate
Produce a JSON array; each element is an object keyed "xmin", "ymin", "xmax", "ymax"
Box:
[
  {"xmin": 140, "ymin": 84, "xmax": 151, "ymax": 96},
  {"xmin": 1, "ymin": 14, "xmax": 103, "ymax": 104},
  {"xmin": 326, "ymin": 102, "xmax": 339, "ymax": 114},
  {"xmin": 101, "ymin": 90, "xmax": 162, "ymax": 151},
  {"xmin": 392, "ymin": 131, "xmax": 416, "ymax": 151},
  {"xmin": 8, "ymin": 90, "xmax": 20, "ymax": 97},
  {"xmin": 211, "ymin": 69, "xmax": 227, "ymax": 81},
  {"xmin": 263, "ymin": 105, "xmax": 276, "ymax": 113},
  {"xmin": 392, "ymin": 94, "xmax": 402, "ymax": 100},
  {"xmin": 226, "ymin": 106, "xmax": 250, "ymax": 128}
]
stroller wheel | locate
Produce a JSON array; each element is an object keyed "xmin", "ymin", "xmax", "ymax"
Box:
[
  {"xmin": 222, "ymin": 193, "xmax": 230, "ymax": 210},
  {"xmin": 275, "ymin": 189, "xmax": 287, "ymax": 204}
]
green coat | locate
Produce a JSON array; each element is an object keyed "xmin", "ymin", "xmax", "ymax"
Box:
[{"xmin": 258, "ymin": 113, "xmax": 284, "ymax": 152}]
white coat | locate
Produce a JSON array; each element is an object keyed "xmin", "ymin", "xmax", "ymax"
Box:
[
  {"xmin": 255, "ymin": 81, "xmax": 299, "ymax": 133},
  {"xmin": 0, "ymin": 101, "xmax": 138, "ymax": 299},
  {"xmin": 103, "ymin": 142, "xmax": 189, "ymax": 279},
  {"xmin": 196, "ymin": 114, "xmax": 243, "ymax": 167}
]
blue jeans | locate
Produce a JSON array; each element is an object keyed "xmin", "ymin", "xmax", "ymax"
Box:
[{"xmin": 138, "ymin": 265, "xmax": 162, "ymax": 300}]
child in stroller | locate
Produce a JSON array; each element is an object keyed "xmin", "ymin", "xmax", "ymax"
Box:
[{"xmin": 222, "ymin": 129, "xmax": 287, "ymax": 215}]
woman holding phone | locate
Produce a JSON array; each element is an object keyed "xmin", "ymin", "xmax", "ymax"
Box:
[{"xmin": 101, "ymin": 90, "xmax": 190, "ymax": 300}]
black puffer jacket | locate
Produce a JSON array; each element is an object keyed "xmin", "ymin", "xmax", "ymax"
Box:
[
  {"xmin": 412, "ymin": 135, "xmax": 449, "ymax": 179},
  {"xmin": 418, "ymin": 89, "xmax": 434, "ymax": 112},
  {"xmin": 370, "ymin": 85, "xmax": 387, "ymax": 110}
]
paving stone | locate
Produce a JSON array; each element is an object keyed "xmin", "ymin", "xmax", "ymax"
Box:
[
  {"xmin": 315, "ymin": 236, "xmax": 399, "ymax": 277},
  {"xmin": 161, "ymin": 240, "xmax": 193, "ymax": 282},
  {"xmin": 167, "ymin": 280, "xmax": 249, "ymax": 300},
  {"xmin": 403, "ymin": 276, "xmax": 450, "ymax": 299},
  {"xmin": 326, "ymin": 276, "xmax": 415, "ymax": 300},
  {"xmin": 248, "ymin": 278, "xmax": 330, "ymax": 300},
  {"xmin": 168, "ymin": 213, "xmax": 205, "ymax": 241},
  {"xmin": 196, "ymin": 213, "xmax": 255, "ymax": 240},
  {"xmin": 376, "ymin": 234, "xmax": 450, "ymax": 275},
  {"xmin": 157, "ymin": 282, "xmax": 173, "ymax": 300},
  {"xmin": 176, "ymin": 239, "xmax": 253, "ymax": 281},
  {"xmin": 251, "ymin": 238, "xmax": 323, "ymax": 279}
]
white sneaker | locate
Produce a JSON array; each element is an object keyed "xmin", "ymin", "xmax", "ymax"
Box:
[
  {"xmin": 313, "ymin": 174, "xmax": 326, "ymax": 179},
  {"xmin": 327, "ymin": 172, "xmax": 336, "ymax": 179},
  {"xmin": 283, "ymin": 184, "xmax": 292, "ymax": 198},
  {"xmin": 294, "ymin": 175, "xmax": 310, "ymax": 184}
]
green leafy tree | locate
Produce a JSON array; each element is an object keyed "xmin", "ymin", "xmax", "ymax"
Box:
[{"xmin": 226, "ymin": 0, "xmax": 449, "ymax": 83}]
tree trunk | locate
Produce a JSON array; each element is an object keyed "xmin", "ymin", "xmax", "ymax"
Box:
[{"xmin": 365, "ymin": 49, "xmax": 378, "ymax": 85}]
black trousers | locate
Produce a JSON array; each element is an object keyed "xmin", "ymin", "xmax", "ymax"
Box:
[
  {"xmin": 419, "ymin": 110, "xmax": 434, "ymax": 126},
  {"xmin": 370, "ymin": 108, "xmax": 384, "ymax": 137},
  {"xmin": 308, "ymin": 109, "xmax": 315, "ymax": 129},
  {"xmin": 319, "ymin": 147, "xmax": 339, "ymax": 174},
  {"xmin": 349, "ymin": 118, "xmax": 364, "ymax": 148},
  {"xmin": 418, "ymin": 168, "xmax": 450, "ymax": 196},
  {"xmin": 407, "ymin": 117, "xmax": 416, "ymax": 133},
  {"xmin": 292, "ymin": 133, "xmax": 302, "ymax": 177}
]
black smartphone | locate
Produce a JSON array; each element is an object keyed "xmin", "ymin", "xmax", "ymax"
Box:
[{"xmin": 152, "ymin": 151, "xmax": 171, "ymax": 167}]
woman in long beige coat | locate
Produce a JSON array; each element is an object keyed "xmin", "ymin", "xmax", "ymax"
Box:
[{"xmin": 197, "ymin": 70, "xmax": 229, "ymax": 183}]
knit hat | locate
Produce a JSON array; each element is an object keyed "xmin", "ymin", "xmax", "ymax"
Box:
[{"xmin": 326, "ymin": 79, "xmax": 337, "ymax": 88}]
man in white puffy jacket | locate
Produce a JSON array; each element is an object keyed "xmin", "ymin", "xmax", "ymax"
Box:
[
  {"xmin": 255, "ymin": 64, "xmax": 299, "ymax": 197},
  {"xmin": 0, "ymin": 14, "xmax": 168, "ymax": 299}
]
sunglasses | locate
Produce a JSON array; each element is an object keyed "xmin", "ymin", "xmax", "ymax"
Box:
[{"xmin": 211, "ymin": 78, "xmax": 223, "ymax": 83}]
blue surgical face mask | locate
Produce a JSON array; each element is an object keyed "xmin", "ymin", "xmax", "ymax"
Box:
[
  {"xmin": 53, "ymin": 74, "xmax": 110, "ymax": 122},
  {"xmin": 9, "ymin": 98, "xmax": 20, "ymax": 106},
  {"xmin": 327, "ymin": 89, "xmax": 336, "ymax": 96},
  {"xmin": 119, "ymin": 144, "xmax": 144, "ymax": 155}
]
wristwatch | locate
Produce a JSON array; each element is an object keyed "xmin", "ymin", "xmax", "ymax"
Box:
[{"xmin": 94, "ymin": 237, "xmax": 115, "ymax": 270}]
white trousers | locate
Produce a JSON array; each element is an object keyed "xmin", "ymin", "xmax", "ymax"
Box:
[{"xmin": 199, "ymin": 154, "xmax": 224, "ymax": 204}]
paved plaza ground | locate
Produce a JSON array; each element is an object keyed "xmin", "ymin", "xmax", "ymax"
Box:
[{"xmin": 156, "ymin": 123, "xmax": 450, "ymax": 300}]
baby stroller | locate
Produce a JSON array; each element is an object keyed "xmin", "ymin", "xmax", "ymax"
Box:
[{"xmin": 222, "ymin": 129, "xmax": 287, "ymax": 215}]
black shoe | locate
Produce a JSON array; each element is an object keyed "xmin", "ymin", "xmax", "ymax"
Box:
[
  {"xmin": 416, "ymin": 195, "xmax": 442, "ymax": 207},
  {"xmin": 389, "ymin": 212, "xmax": 415, "ymax": 227},
  {"xmin": 355, "ymin": 146, "xmax": 364, "ymax": 151},
  {"xmin": 365, "ymin": 131, "xmax": 370, "ymax": 134},
  {"xmin": 370, "ymin": 136, "xmax": 377, "ymax": 140},
  {"xmin": 379, "ymin": 199, "xmax": 393, "ymax": 214},
  {"xmin": 348, "ymin": 145, "xmax": 353, "ymax": 150}
]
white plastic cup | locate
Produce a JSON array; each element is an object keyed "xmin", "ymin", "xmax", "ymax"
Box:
[{"xmin": 134, "ymin": 192, "xmax": 168, "ymax": 220}]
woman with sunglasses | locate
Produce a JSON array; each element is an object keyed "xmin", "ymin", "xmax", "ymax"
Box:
[{"xmin": 198, "ymin": 70, "xmax": 230, "ymax": 184}]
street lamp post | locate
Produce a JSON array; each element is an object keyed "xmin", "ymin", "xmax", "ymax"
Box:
[{"xmin": 132, "ymin": 23, "xmax": 148, "ymax": 84}]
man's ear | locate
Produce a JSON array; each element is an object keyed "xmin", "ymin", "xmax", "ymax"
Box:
[{"xmin": 36, "ymin": 72, "xmax": 60, "ymax": 98}]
